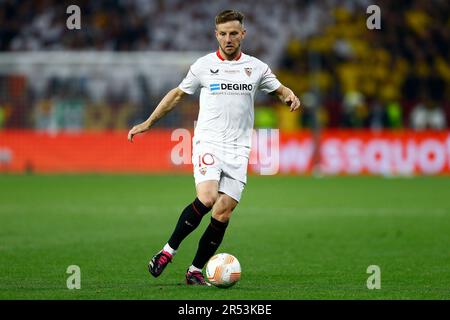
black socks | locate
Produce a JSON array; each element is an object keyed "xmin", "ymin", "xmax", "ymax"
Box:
[
  {"xmin": 166, "ymin": 198, "xmax": 230, "ymax": 270},
  {"xmin": 192, "ymin": 217, "xmax": 229, "ymax": 269},
  {"xmin": 167, "ymin": 198, "xmax": 211, "ymax": 250}
]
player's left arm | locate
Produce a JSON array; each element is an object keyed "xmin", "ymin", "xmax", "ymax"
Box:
[{"xmin": 272, "ymin": 85, "xmax": 301, "ymax": 112}]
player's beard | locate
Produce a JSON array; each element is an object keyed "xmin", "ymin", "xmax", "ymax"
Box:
[{"xmin": 220, "ymin": 43, "xmax": 241, "ymax": 60}]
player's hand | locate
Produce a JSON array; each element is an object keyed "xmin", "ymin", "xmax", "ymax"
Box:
[
  {"xmin": 127, "ymin": 123, "xmax": 150, "ymax": 142},
  {"xmin": 285, "ymin": 93, "xmax": 301, "ymax": 112}
]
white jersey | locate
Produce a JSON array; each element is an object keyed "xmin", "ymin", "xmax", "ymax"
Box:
[{"xmin": 178, "ymin": 50, "xmax": 281, "ymax": 158}]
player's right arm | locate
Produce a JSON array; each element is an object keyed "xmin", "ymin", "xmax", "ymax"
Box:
[{"xmin": 127, "ymin": 87, "xmax": 186, "ymax": 142}]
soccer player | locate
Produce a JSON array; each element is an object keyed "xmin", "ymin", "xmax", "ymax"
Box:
[{"xmin": 128, "ymin": 10, "xmax": 300, "ymax": 285}]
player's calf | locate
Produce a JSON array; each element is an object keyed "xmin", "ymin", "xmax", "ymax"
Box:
[
  {"xmin": 149, "ymin": 198, "xmax": 212, "ymax": 278},
  {"xmin": 167, "ymin": 197, "xmax": 212, "ymax": 250},
  {"xmin": 191, "ymin": 217, "xmax": 229, "ymax": 270}
]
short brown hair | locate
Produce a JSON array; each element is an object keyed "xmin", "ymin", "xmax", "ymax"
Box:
[{"xmin": 215, "ymin": 10, "xmax": 245, "ymax": 25}]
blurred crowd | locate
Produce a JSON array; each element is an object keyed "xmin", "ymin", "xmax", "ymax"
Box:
[
  {"xmin": 273, "ymin": 0, "xmax": 449, "ymax": 131},
  {"xmin": 0, "ymin": 0, "xmax": 308, "ymax": 63},
  {"xmin": 0, "ymin": 0, "xmax": 448, "ymax": 131}
]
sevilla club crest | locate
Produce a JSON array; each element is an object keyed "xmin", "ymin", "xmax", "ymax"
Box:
[{"xmin": 244, "ymin": 67, "xmax": 252, "ymax": 77}]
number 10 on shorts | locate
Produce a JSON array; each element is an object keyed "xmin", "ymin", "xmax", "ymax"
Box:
[{"xmin": 199, "ymin": 153, "xmax": 215, "ymax": 167}]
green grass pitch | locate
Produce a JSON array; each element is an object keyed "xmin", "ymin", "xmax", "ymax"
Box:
[{"xmin": 0, "ymin": 174, "xmax": 449, "ymax": 299}]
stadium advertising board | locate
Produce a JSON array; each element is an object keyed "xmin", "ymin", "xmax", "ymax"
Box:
[{"xmin": 1, "ymin": 130, "xmax": 449, "ymax": 175}]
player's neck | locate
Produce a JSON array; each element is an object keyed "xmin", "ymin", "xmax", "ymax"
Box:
[{"xmin": 217, "ymin": 48, "xmax": 242, "ymax": 61}]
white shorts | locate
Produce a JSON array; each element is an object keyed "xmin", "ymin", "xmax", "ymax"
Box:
[{"xmin": 192, "ymin": 141, "xmax": 248, "ymax": 202}]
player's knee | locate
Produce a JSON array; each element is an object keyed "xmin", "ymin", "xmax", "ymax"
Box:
[
  {"xmin": 197, "ymin": 192, "xmax": 218, "ymax": 208},
  {"xmin": 212, "ymin": 198, "xmax": 237, "ymax": 222},
  {"xmin": 213, "ymin": 210, "xmax": 232, "ymax": 223},
  {"xmin": 219, "ymin": 196, "xmax": 238, "ymax": 212}
]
